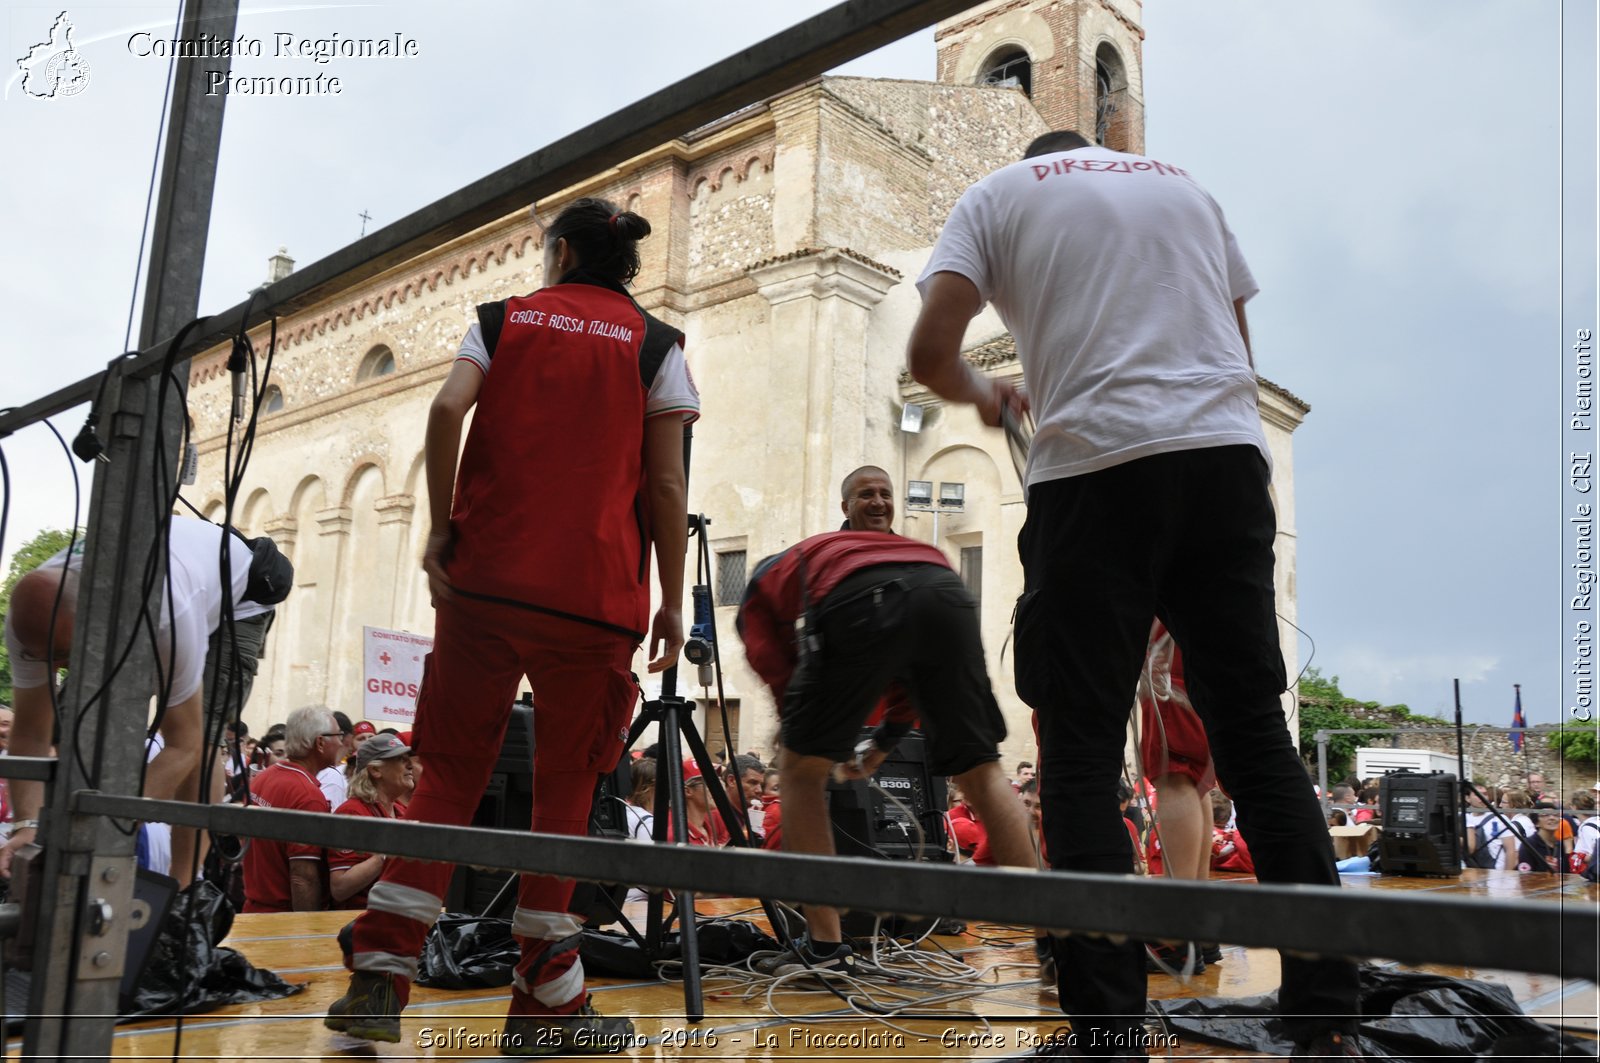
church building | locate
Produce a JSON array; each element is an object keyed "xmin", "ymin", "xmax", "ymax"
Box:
[{"xmin": 185, "ymin": 0, "xmax": 1309, "ymax": 765}]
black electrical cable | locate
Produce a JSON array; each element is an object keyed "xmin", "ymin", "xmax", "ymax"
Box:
[
  {"xmin": 0, "ymin": 441, "xmax": 10, "ymax": 585},
  {"xmin": 121, "ymin": 4, "xmax": 183, "ymax": 356},
  {"xmin": 70, "ymin": 319, "xmax": 206, "ymax": 795},
  {"xmin": 204, "ymin": 296, "xmax": 276, "ymax": 834}
]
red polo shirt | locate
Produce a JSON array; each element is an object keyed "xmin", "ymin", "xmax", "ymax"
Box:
[
  {"xmin": 327, "ymin": 797, "xmax": 408, "ymax": 910},
  {"xmin": 242, "ymin": 762, "xmax": 329, "ymax": 913}
]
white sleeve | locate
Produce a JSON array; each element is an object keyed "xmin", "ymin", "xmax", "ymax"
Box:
[
  {"xmin": 917, "ymin": 185, "xmax": 994, "ymax": 307},
  {"xmin": 455, "ymin": 323, "xmax": 490, "ymax": 375},
  {"xmin": 1579, "ymin": 821, "xmax": 1600, "ymax": 859},
  {"xmin": 646, "ymin": 343, "xmax": 700, "ymax": 423},
  {"xmin": 1224, "ymin": 224, "xmax": 1259, "ymax": 304}
]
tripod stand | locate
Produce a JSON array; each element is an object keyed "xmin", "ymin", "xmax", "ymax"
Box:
[{"xmin": 581, "ymin": 510, "xmax": 773, "ymax": 1021}]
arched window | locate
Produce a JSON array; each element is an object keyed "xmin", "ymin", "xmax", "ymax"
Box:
[
  {"xmin": 261, "ymin": 385, "xmax": 284, "ymax": 413},
  {"xmin": 979, "ymin": 47, "xmax": 1031, "ymax": 97},
  {"xmin": 1095, "ymin": 43, "xmax": 1128, "ymax": 150},
  {"xmin": 358, "ymin": 344, "xmax": 396, "ymax": 382}
]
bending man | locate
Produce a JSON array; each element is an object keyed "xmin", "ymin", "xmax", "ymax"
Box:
[
  {"xmin": 736, "ymin": 465, "xmax": 1035, "ymax": 974},
  {"xmin": 2, "ymin": 516, "xmax": 281, "ymax": 886}
]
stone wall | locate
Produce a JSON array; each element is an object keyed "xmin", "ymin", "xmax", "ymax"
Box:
[
  {"xmin": 685, "ymin": 146, "xmax": 776, "ymax": 283},
  {"xmin": 1306, "ymin": 700, "xmax": 1597, "ymax": 797},
  {"xmin": 820, "ymin": 77, "xmax": 1047, "ymax": 238}
]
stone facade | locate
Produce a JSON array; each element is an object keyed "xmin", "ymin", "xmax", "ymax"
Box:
[{"xmin": 185, "ymin": 1, "xmax": 1306, "ymax": 769}]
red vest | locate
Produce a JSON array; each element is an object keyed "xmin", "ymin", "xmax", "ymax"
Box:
[{"xmin": 449, "ymin": 276, "xmax": 682, "ymax": 639}]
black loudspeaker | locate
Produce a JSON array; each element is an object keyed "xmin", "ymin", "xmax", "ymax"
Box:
[
  {"xmin": 821, "ymin": 732, "xmax": 951, "ymax": 940},
  {"xmin": 567, "ymin": 760, "xmax": 633, "ymax": 928},
  {"xmin": 445, "ymin": 697, "xmax": 633, "ymax": 924},
  {"xmin": 3, "ymin": 867, "xmax": 177, "ymax": 1029},
  {"xmin": 1378, "ymin": 770, "xmax": 1462, "ymax": 878},
  {"xmin": 826, "ymin": 731, "xmax": 950, "ymax": 862},
  {"xmin": 446, "ymin": 701, "xmax": 535, "ymax": 913}
]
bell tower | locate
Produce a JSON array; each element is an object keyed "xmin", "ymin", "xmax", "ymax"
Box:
[{"xmin": 936, "ymin": 0, "xmax": 1146, "ymax": 154}]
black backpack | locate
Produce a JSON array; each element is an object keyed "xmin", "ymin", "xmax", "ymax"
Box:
[{"xmin": 1463, "ymin": 821, "xmax": 1498, "ymax": 869}]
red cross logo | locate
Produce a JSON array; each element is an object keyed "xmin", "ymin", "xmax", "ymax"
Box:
[{"xmin": 379, "ymin": 652, "xmax": 392, "ymax": 666}]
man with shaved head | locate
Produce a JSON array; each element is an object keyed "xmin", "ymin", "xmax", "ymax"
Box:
[
  {"xmin": 839, "ymin": 465, "xmax": 894, "ymax": 532},
  {"xmin": 1, "ymin": 518, "xmax": 285, "ymax": 886}
]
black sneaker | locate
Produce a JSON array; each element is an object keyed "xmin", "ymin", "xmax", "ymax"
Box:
[
  {"xmin": 502, "ymin": 998, "xmax": 637, "ymax": 1056},
  {"xmin": 752, "ymin": 938, "xmax": 857, "ymax": 979},
  {"xmin": 1293, "ymin": 1030, "xmax": 1364, "ymax": 1058},
  {"xmin": 1199, "ymin": 942, "xmax": 1222, "ymax": 965},
  {"xmin": 324, "ymin": 970, "xmax": 402, "ymax": 1042},
  {"xmin": 1144, "ymin": 941, "xmax": 1205, "ymax": 976}
]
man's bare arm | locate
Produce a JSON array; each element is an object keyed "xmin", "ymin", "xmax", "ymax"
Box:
[
  {"xmin": 907, "ymin": 272, "xmax": 1024, "ymax": 426},
  {"xmin": 289, "ymin": 858, "xmax": 326, "ymax": 911},
  {"xmin": 1234, "ymin": 297, "xmax": 1253, "ymax": 370},
  {"xmin": 0, "ymin": 685, "xmax": 55, "ymax": 876}
]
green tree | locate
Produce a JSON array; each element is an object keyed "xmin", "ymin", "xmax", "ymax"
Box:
[
  {"xmin": 0, "ymin": 527, "xmax": 77, "ymax": 704},
  {"xmin": 1297, "ymin": 666, "xmax": 1346, "ymax": 704},
  {"xmin": 1296, "ymin": 666, "xmax": 1391, "ymax": 780},
  {"xmin": 1549, "ymin": 722, "xmax": 1600, "ymax": 765}
]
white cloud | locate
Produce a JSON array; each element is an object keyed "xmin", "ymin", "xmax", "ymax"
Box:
[{"xmin": 1331, "ymin": 644, "xmax": 1502, "ymax": 711}]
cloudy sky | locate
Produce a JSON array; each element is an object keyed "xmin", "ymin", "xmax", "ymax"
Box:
[{"xmin": 1, "ymin": 2, "xmax": 1593, "ymax": 725}]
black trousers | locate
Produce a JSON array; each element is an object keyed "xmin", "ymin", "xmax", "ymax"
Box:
[
  {"xmin": 1015, "ymin": 446, "xmax": 1357, "ymax": 1054},
  {"xmin": 782, "ymin": 562, "xmax": 1006, "ymax": 778}
]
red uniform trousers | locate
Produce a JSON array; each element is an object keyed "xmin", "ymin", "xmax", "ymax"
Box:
[{"xmin": 347, "ymin": 595, "xmax": 637, "ymax": 1016}]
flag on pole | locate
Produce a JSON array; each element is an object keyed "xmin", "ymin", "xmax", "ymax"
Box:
[{"xmin": 1509, "ymin": 684, "xmax": 1525, "ymax": 753}]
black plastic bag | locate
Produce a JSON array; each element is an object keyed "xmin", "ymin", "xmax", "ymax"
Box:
[
  {"xmin": 416, "ymin": 915, "xmax": 521, "ymax": 989},
  {"xmin": 123, "ymin": 880, "xmax": 303, "ymax": 1019},
  {"xmin": 580, "ymin": 918, "xmax": 781, "ymax": 978},
  {"xmin": 413, "ymin": 914, "xmax": 781, "ymax": 985},
  {"xmin": 1155, "ymin": 965, "xmax": 1592, "ymax": 1060}
]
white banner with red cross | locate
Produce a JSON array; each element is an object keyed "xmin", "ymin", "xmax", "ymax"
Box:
[{"xmin": 362, "ymin": 625, "xmax": 433, "ymax": 724}]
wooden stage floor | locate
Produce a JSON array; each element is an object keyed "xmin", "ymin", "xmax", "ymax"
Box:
[{"xmin": 12, "ymin": 869, "xmax": 1596, "ymax": 1061}]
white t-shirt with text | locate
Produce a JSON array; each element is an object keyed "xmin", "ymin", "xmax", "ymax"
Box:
[{"xmin": 919, "ymin": 145, "xmax": 1266, "ymax": 488}]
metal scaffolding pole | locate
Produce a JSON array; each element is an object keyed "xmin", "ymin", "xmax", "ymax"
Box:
[
  {"xmin": 60, "ymin": 793, "xmax": 1600, "ymax": 982},
  {"xmin": 22, "ymin": 1, "xmax": 238, "ymax": 1057}
]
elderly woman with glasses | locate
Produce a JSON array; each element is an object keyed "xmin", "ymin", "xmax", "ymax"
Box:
[{"xmin": 328, "ymin": 734, "xmax": 417, "ymax": 909}]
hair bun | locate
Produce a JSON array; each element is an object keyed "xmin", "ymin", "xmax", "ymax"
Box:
[{"xmin": 612, "ymin": 211, "xmax": 652, "ymax": 241}]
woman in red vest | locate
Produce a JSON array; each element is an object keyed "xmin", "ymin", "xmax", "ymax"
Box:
[{"xmin": 328, "ymin": 198, "xmax": 699, "ymax": 1053}]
